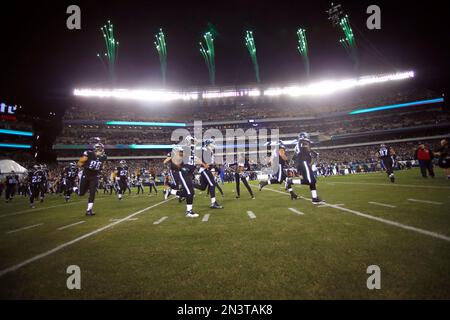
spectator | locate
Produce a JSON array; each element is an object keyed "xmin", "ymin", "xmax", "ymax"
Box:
[{"xmin": 414, "ymin": 142, "xmax": 435, "ymax": 178}]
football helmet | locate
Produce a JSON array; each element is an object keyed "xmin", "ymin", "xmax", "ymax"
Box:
[
  {"xmin": 94, "ymin": 143, "xmax": 105, "ymax": 156},
  {"xmin": 298, "ymin": 132, "xmax": 311, "ymax": 142},
  {"xmin": 120, "ymin": 160, "xmax": 127, "ymax": 166}
]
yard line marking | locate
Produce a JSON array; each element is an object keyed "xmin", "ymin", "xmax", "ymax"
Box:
[
  {"xmin": 369, "ymin": 201, "xmax": 397, "ymax": 208},
  {"xmin": 288, "ymin": 208, "xmax": 304, "ymax": 215},
  {"xmin": 202, "ymin": 214, "xmax": 210, "ymax": 222},
  {"xmin": 0, "ymin": 201, "xmax": 84, "ymax": 218},
  {"xmin": 0, "ymin": 198, "xmax": 175, "ymax": 278},
  {"xmin": 153, "ymin": 216, "xmax": 168, "ymax": 225},
  {"xmin": 260, "ymin": 187, "xmax": 450, "ymax": 243},
  {"xmin": 0, "ymin": 195, "xmax": 111, "ymax": 219},
  {"xmin": 247, "ymin": 211, "xmax": 256, "ymax": 219},
  {"xmin": 325, "ymin": 181, "xmax": 450, "ymax": 190},
  {"xmin": 57, "ymin": 221, "xmax": 86, "ymax": 230},
  {"xmin": 6, "ymin": 223, "xmax": 43, "ymax": 234},
  {"xmin": 408, "ymin": 199, "xmax": 442, "ymax": 205},
  {"xmin": 110, "ymin": 218, "xmax": 138, "ymax": 222}
]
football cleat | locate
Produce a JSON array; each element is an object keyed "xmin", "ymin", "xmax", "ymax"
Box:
[
  {"xmin": 389, "ymin": 174, "xmax": 395, "ymax": 183},
  {"xmin": 164, "ymin": 188, "xmax": 171, "ymax": 200},
  {"xmin": 312, "ymin": 198, "xmax": 324, "ymax": 205},
  {"xmin": 185, "ymin": 210, "xmax": 199, "ymax": 218},
  {"xmin": 290, "ymin": 192, "xmax": 298, "ymax": 200},
  {"xmin": 210, "ymin": 202, "xmax": 223, "ymax": 209},
  {"xmin": 86, "ymin": 210, "xmax": 95, "ymax": 216},
  {"xmin": 236, "ymin": 195, "xmax": 240, "ymax": 199},
  {"xmin": 258, "ymin": 181, "xmax": 267, "ymax": 191}
]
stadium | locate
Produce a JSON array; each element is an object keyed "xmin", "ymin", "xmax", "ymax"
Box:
[{"xmin": 0, "ymin": 1, "xmax": 449, "ymax": 303}]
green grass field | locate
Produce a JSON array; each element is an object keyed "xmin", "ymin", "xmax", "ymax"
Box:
[{"xmin": 0, "ymin": 168, "xmax": 449, "ymax": 299}]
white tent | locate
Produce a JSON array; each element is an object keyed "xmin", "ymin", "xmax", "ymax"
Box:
[{"xmin": 0, "ymin": 159, "xmax": 28, "ymax": 176}]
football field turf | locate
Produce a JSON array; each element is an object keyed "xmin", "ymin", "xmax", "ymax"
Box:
[{"xmin": 0, "ymin": 168, "xmax": 449, "ymax": 299}]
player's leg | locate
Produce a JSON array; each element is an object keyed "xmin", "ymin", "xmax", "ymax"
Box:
[
  {"xmin": 427, "ymin": 160, "xmax": 435, "ymax": 178},
  {"xmin": 178, "ymin": 171, "xmax": 198, "ymax": 218},
  {"xmin": 117, "ymin": 180, "xmax": 125, "ymax": 200},
  {"xmin": 86, "ymin": 176, "xmax": 98, "ymax": 216},
  {"xmin": 215, "ymin": 181, "xmax": 224, "ymax": 196},
  {"xmin": 235, "ymin": 172, "xmax": 241, "ymax": 198},
  {"xmin": 241, "ymin": 174, "xmax": 255, "ymax": 199},
  {"xmin": 419, "ymin": 160, "xmax": 427, "ymax": 178},
  {"xmin": 204, "ymin": 170, "xmax": 222, "ymax": 208}
]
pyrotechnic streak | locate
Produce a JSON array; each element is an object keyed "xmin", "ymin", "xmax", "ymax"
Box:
[
  {"xmin": 199, "ymin": 32, "xmax": 215, "ymax": 85},
  {"xmin": 245, "ymin": 31, "xmax": 260, "ymax": 83},
  {"xmin": 154, "ymin": 28, "xmax": 167, "ymax": 85},
  {"xmin": 98, "ymin": 20, "xmax": 119, "ymax": 82},
  {"xmin": 296, "ymin": 28, "xmax": 310, "ymax": 77}
]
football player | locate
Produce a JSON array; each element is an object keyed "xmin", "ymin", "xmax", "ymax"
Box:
[
  {"xmin": 230, "ymin": 157, "xmax": 255, "ymax": 199},
  {"xmin": 193, "ymin": 138, "xmax": 223, "ymax": 209},
  {"xmin": 164, "ymin": 137, "xmax": 199, "ymax": 218},
  {"xmin": 258, "ymin": 141, "xmax": 298, "ymax": 199},
  {"xmin": 112, "ymin": 160, "xmax": 129, "ymax": 200},
  {"xmin": 4, "ymin": 170, "xmax": 19, "ymax": 203},
  {"xmin": 28, "ymin": 165, "xmax": 46, "ymax": 208},
  {"xmin": 148, "ymin": 170, "xmax": 158, "ymax": 195},
  {"xmin": 287, "ymin": 132, "xmax": 324, "ymax": 204},
  {"xmin": 78, "ymin": 140, "xmax": 107, "ymax": 216},
  {"xmin": 375, "ymin": 143, "xmax": 396, "ymax": 183},
  {"xmin": 62, "ymin": 162, "xmax": 78, "ymax": 202}
]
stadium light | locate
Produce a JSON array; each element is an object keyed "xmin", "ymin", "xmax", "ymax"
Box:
[
  {"xmin": 0, "ymin": 129, "xmax": 34, "ymax": 137},
  {"xmin": 73, "ymin": 71, "xmax": 414, "ymax": 102},
  {"xmin": 0, "ymin": 143, "xmax": 32, "ymax": 149}
]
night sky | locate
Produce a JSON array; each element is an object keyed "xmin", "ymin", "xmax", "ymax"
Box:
[{"xmin": 0, "ymin": 0, "xmax": 448, "ymax": 116}]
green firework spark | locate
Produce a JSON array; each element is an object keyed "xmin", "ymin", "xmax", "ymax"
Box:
[
  {"xmin": 199, "ymin": 32, "xmax": 215, "ymax": 85},
  {"xmin": 98, "ymin": 20, "xmax": 119, "ymax": 82},
  {"xmin": 154, "ymin": 28, "xmax": 167, "ymax": 85},
  {"xmin": 245, "ymin": 31, "xmax": 260, "ymax": 83},
  {"xmin": 296, "ymin": 28, "xmax": 310, "ymax": 77}
]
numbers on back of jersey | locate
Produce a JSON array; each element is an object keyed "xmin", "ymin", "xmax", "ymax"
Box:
[
  {"xmin": 32, "ymin": 175, "xmax": 42, "ymax": 184},
  {"xmin": 88, "ymin": 160, "xmax": 102, "ymax": 171},
  {"xmin": 379, "ymin": 147, "xmax": 389, "ymax": 157}
]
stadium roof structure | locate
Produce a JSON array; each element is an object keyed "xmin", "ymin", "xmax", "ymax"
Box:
[{"xmin": 73, "ymin": 71, "xmax": 414, "ymax": 103}]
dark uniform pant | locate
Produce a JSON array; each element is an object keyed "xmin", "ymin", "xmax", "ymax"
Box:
[
  {"xmin": 297, "ymin": 160, "xmax": 317, "ymax": 190},
  {"xmin": 5, "ymin": 184, "xmax": 16, "ymax": 200},
  {"xmin": 418, "ymin": 160, "xmax": 434, "ymax": 178},
  {"xmin": 177, "ymin": 170, "xmax": 195, "ymax": 205},
  {"xmin": 195, "ymin": 169, "xmax": 216, "ymax": 198},
  {"xmin": 29, "ymin": 184, "xmax": 41, "ymax": 204},
  {"xmin": 235, "ymin": 172, "xmax": 254, "ymax": 197},
  {"xmin": 381, "ymin": 157, "xmax": 394, "ymax": 176},
  {"xmin": 79, "ymin": 173, "xmax": 98, "ymax": 203}
]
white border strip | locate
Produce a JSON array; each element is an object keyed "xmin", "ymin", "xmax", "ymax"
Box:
[
  {"xmin": 153, "ymin": 216, "xmax": 168, "ymax": 225},
  {"xmin": 369, "ymin": 202, "xmax": 397, "ymax": 208},
  {"xmin": 247, "ymin": 211, "xmax": 256, "ymax": 219},
  {"xmin": 0, "ymin": 198, "xmax": 174, "ymax": 278},
  {"xmin": 202, "ymin": 214, "xmax": 210, "ymax": 222},
  {"xmin": 6, "ymin": 223, "xmax": 43, "ymax": 234},
  {"xmin": 260, "ymin": 187, "xmax": 450, "ymax": 243},
  {"xmin": 57, "ymin": 221, "xmax": 86, "ymax": 230},
  {"xmin": 408, "ymin": 199, "xmax": 443, "ymax": 205},
  {"xmin": 288, "ymin": 208, "xmax": 304, "ymax": 215}
]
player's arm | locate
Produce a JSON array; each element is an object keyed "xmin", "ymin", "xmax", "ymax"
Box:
[
  {"xmin": 77, "ymin": 153, "xmax": 88, "ymax": 167},
  {"xmin": 163, "ymin": 156, "xmax": 172, "ymax": 165}
]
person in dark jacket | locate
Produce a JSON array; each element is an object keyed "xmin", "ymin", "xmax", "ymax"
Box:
[
  {"xmin": 414, "ymin": 142, "xmax": 435, "ymax": 178},
  {"xmin": 434, "ymin": 139, "xmax": 450, "ymax": 179}
]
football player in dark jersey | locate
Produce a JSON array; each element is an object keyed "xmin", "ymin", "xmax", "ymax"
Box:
[
  {"xmin": 148, "ymin": 169, "xmax": 158, "ymax": 195},
  {"xmin": 164, "ymin": 137, "xmax": 199, "ymax": 218},
  {"xmin": 193, "ymin": 138, "xmax": 223, "ymax": 209},
  {"xmin": 230, "ymin": 157, "xmax": 255, "ymax": 199},
  {"xmin": 62, "ymin": 162, "xmax": 78, "ymax": 202},
  {"xmin": 113, "ymin": 160, "xmax": 128, "ymax": 200},
  {"xmin": 258, "ymin": 141, "xmax": 298, "ymax": 200},
  {"xmin": 28, "ymin": 165, "xmax": 46, "ymax": 208},
  {"xmin": 77, "ymin": 141, "xmax": 107, "ymax": 216},
  {"xmin": 4, "ymin": 170, "xmax": 19, "ymax": 203},
  {"xmin": 375, "ymin": 143, "xmax": 396, "ymax": 183},
  {"xmin": 287, "ymin": 132, "xmax": 324, "ymax": 204}
]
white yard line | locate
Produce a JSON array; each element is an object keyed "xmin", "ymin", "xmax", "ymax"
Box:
[
  {"xmin": 57, "ymin": 221, "xmax": 86, "ymax": 230},
  {"xmin": 260, "ymin": 187, "xmax": 450, "ymax": 243},
  {"xmin": 247, "ymin": 211, "xmax": 256, "ymax": 219},
  {"xmin": 0, "ymin": 198, "xmax": 174, "ymax": 278},
  {"xmin": 6, "ymin": 223, "xmax": 43, "ymax": 234},
  {"xmin": 110, "ymin": 218, "xmax": 138, "ymax": 222},
  {"xmin": 202, "ymin": 214, "xmax": 210, "ymax": 222},
  {"xmin": 153, "ymin": 216, "xmax": 168, "ymax": 225},
  {"xmin": 325, "ymin": 181, "xmax": 450, "ymax": 190},
  {"xmin": 368, "ymin": 201, "xmax": 397, "ymax": 208},
  {"xmin": 288, "ymin": 208, "xmax": 304, "ymax": 215},
  {"xmin": 408, "ymin": 199, "xmax": 443, "ymax": 205}
]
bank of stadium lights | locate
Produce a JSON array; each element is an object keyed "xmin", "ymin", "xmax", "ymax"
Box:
[{"xmin": 73, "ymin": 71, "xmax": 414, "ymax": 101}]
